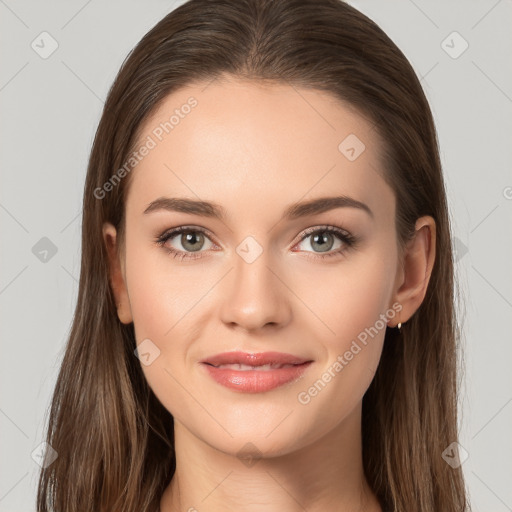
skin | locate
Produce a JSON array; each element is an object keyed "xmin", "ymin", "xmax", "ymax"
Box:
[{"xmin": 103, "ymin": 76, "xmax": 436, "ymax": 512}]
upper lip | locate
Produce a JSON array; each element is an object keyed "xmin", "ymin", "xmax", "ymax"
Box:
[{"xmin": 201, "ymin": 351, "xmax": 313, "ymax": 367}]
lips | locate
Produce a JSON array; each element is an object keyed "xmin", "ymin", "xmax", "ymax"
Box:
[
  {"xmin": 200, "ymin": 351, "xmax": 314, "ymax": 392},
  {"xmin": 201, "ymin": 351, "xmax": 312, "ymax": 368},
  {"xmin": 210, "ymin": 363, "xmax": 297, "ymax": 371}
]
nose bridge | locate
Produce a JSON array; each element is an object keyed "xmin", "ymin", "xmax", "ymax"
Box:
[{"xmin": 219, "ymin": 235, "xmax": 290, "ymax": 331}]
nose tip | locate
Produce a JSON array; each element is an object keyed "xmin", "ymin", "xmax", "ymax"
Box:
[{"xmin": 218, "ymin": 255, "xmax": 291, "ymax": 332}]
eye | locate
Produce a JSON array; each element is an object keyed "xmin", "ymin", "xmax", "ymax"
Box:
[
  {"xmin": 293, "ymin": 225, "xmax": 357, "ymax": 260},
  {"xmin": 155, "ymin": 224, "xmax": 358, "ymax": 262},
  {"xmin": 155, "ymin": 226, "xmax": 216, "ymax": 261}
]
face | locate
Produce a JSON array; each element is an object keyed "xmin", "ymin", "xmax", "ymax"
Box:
[{"xmin": 105, "ymin": 76, "xmax": 403, "ymax": 457}]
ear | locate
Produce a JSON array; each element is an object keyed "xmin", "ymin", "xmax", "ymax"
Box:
[
  {"xmin": 102, "ymin": 222, "xmax": 133, "ymax": 324},
  {"xmin": 389, "ymin": 215, "xmax": 436, "ymax": 326}
]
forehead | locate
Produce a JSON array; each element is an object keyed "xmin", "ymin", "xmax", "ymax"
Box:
[{"xmin": 125, "ymin": 77, "xmax": 394, "ymax": 224}]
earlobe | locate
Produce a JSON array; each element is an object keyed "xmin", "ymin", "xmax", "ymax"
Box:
[
  {"xmin": 390, "ymin": 216, "xmax": 436, "ymax": 326},
  {"xmin": 102, "ymin": 222, "xmax": 133, "ymax": 324}
]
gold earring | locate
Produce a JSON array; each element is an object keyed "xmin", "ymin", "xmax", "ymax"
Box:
[{"xmin": 397, "ymin": 321, "xmax": 402, "ymax": 333}]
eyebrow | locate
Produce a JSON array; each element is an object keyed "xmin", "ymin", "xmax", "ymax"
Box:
[{"xmin": 143, "ymin": 195, "xmax": 374, "ymax": 221}]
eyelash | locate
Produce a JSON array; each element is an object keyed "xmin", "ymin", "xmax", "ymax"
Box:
[{"xmin": 155, "ymin": 225, "xmax": 358, "ymax": 262}]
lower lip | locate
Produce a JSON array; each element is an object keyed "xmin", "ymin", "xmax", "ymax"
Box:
[{"xmin": 201, "ymin": 362, "xmax": 312, "ymax": 393}]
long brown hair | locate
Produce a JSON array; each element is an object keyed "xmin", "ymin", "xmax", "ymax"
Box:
[{"xmin": 37, "ymin": 0, "xmax": 470, "ymax": 510}]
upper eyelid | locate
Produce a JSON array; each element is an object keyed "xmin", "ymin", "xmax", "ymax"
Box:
[
  {"xmin": 158, "ymin": 225, "xmax": 218, "ymax": 244},
  {"xmin": 299, "ymin": 225, "xmax": 351, "ymax": 238}
]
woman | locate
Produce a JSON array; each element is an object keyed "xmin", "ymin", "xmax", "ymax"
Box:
[{"xmin": 37, "ymin": 0, "xmax": 470, "ymax": 510}]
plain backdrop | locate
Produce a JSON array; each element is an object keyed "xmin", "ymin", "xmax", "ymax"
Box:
[{"xmin": 1, "ymin": 0, "xmax": 511, "ymax": 510}]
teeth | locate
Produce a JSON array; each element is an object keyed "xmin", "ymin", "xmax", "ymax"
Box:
[{"xmin": 214, "ymin": 363, "xmax": 296, "ymax": 371}]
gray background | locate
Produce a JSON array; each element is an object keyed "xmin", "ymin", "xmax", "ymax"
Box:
[{"xmin": 1, "ymin": 0, "xmax": 511, "ymax": 510}]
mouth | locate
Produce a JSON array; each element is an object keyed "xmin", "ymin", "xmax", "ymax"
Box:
[
  {"xmin": 204, "ymin": 362, "xmax": 302, "ymax": 371},
  {"xmin": 200, "ymin": 351, "xmax": 313, "ymax": 393}
]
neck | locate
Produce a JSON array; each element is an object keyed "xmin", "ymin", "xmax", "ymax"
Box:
[{"xmin": 160, "ymin": 401, "xmax": 382, "ymax": 512}]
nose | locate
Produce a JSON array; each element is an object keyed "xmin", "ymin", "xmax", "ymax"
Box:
[{"xmin": 218, "ymin": 246, "xmax": 292, "ymax": 333}]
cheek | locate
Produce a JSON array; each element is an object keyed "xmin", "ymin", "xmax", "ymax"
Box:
[
  {"xmin": 293, "ymin": 249, "xmax": 395, "ymax": 346},
  {"xmin": 124, "ymin": 242, "xmax": 199, "ymax": 340},
  {"xmin": 123, "ymin": 244, "xmax": 213, "ymax": 419},
  {"xmin": 292, "ymin": 252, "xmax": 394, "ymax": 408},
  {"xmin": 123, "ymin": 252, "xmax": 193, "ymax": 422}
]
